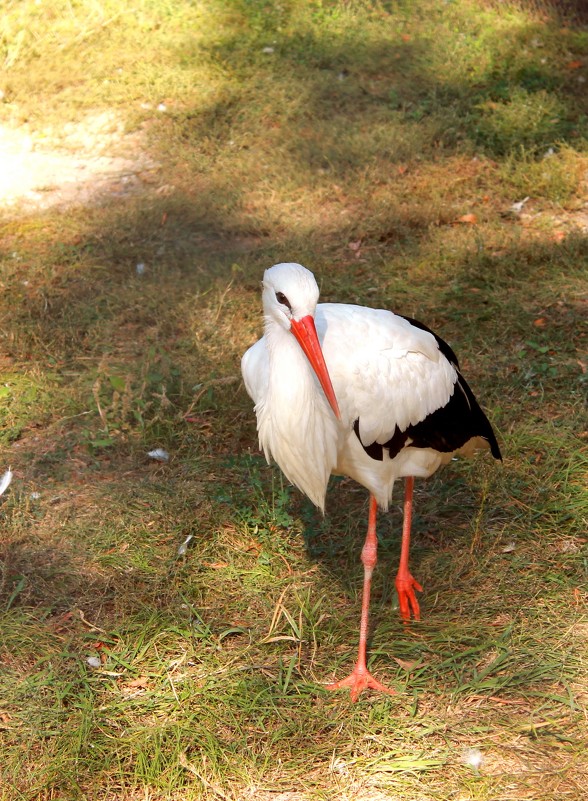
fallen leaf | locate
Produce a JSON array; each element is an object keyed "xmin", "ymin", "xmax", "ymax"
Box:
[
  {"xmin": 126, "ymin": 676, "xmax": 150, "ymax": 688},
  {"xmin": 490, "ymin": 613, "xmax": 511, "ymax": 626},
  {"xmin": 551, "ymin": 230, "xmax": 566, "ymax": 242},
  {"xmin": 567, "ymin": 60, "xmax": 583, "ymax": 70},
  {"xmin": 533, "ymin": 318, "xmax": 546, "ymax": 327},
  {"xmin": 392, "ymin": 656, "xmax": 419, "ymax": 671},
  {"xmin": 104, "ymin": 542, "xmax": 130, "ymax": 555},
  {"xmin": 455, "ymin": 213, "xmax": 477, "ymax": 224}
]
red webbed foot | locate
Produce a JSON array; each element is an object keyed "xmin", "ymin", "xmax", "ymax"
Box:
[{"xmin": 326, "ymin": 664, "xmax": 395, "ymax": 703}]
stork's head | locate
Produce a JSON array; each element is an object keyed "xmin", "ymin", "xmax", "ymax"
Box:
[
  {"xmin": 262, "ymin": 262, "xmax": 341, "ymax": 420},
  {"xmin": 262, "ymin": 262, "xmax": 319, "ymax": 326}
]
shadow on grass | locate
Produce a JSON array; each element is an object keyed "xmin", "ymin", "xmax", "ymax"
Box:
[
  {"xmin": 485, "ymin": 0, "xmax": 588, "ymax": 24},
  {"xmin": 188, "ymin": 6, "xmax": 587, "ymax": 164},
  {"xmin": 1, "ymin": 181, "xmax": 586, "ymax": 604}
]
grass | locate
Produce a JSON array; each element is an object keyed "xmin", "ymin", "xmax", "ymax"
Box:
[{"xmin": 1, "ymin": 0, "xmax": 587, "ymax": 799}]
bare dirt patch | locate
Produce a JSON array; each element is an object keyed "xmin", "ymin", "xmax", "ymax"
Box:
[{"xmin": 0, "ymin": 110, "xmax": 159, "ymax": 213}]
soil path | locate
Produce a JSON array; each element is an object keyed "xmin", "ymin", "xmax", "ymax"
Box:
[{"xmin": 0, "ymin": 111, "xmax": 158, "ymax": 213}]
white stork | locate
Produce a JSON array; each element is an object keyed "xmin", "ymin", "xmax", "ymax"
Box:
[{"xmin": 241, "ymin": 262, "xmax": 501, "ymax": 701}]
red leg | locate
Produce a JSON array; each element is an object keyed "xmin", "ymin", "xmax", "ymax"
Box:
[
  {"xmin": 395, "ymin": 476, "xmax": 423, "ymax": 621},
  {"xmin": 327, "ymin": 495, "xmax": 395, "ymax": 702}
]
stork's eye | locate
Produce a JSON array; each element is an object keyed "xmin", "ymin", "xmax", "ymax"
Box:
[{"xmin": 276, "ymin": 291, "xmax": 292, "ymax": 311}]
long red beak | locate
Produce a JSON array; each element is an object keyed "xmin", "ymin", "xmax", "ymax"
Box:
[{"xmin": 290, "ymin": 315, "xmax": 341, "ymax": 420}]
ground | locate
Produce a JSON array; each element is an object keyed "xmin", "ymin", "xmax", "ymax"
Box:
[
  {"xmin": 0, "ymin": 111, "xmax": 156, "ymax": 211},
  {"xmin": 0, "ymin": 1, "xmax": 587, "ymax": 800}
]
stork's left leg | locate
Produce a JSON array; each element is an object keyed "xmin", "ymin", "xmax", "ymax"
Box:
[
  {"xmin": 395, "ymin": 476, "xmax": 423, "ymax": 621},
  {"xmin": 326, "ymin": 495, "xmax": 395, "ymax": 702}
]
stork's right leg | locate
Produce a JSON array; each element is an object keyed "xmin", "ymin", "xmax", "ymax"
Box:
[{"xmin": 326, "ymin": 495, "xmax": 395, "ymax": 702}]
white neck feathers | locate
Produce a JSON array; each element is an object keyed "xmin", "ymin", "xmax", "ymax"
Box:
[{"xmin": 256, "ymin": 319, "xmax": 338, "ymax": 511}]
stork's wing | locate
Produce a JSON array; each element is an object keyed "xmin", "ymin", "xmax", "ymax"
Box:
[{"xmin": 316, "ymin": 303, "xmax": 459, "ymax": 447}]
